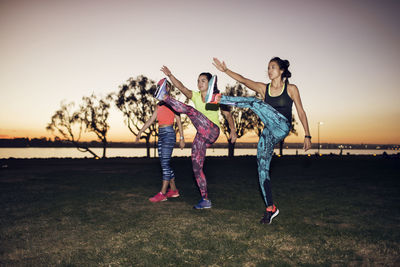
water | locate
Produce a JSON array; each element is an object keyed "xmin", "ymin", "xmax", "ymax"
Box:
[{"xmin": 0, "ymin": 147, "xmax": 398, "ymax": 159}]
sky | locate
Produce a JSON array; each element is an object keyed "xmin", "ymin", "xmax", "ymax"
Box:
[{"xmin": 0, "ymin": 0, "xmax": 399, "ymax": 144}]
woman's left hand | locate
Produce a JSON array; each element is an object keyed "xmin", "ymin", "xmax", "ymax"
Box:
[
  {"xmin": 213, "ymin": 58, "xmax": 228, "ymax": 72},
  {"xmin": 161, "ymin": 65, "xmax": 172, "ymax": 77},
  {"xmin": 179, "ymin": 139, "xmax": 185, "ymax": 150},
  {"xmin": 304, "ymin": 138, "xmax": 312, "ymax": 151}
]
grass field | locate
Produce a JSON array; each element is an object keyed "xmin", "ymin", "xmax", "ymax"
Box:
[{"xmin": 0, "ymin": 155, "xmax": 399, "ymax": 266}]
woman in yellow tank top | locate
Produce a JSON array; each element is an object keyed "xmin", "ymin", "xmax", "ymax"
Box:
[{"xmin": 156, "ymin": 66, "xmax": 237, "ymax": 209}]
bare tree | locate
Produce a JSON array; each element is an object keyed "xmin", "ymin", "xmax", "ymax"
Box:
[
  {"xmin": 220, "ymin": 83, "xmax": 261, "ymax": 157},
  {"xmin": 115, "ymin": 75, "xmax": 189, "ymax": 158},
  {"xmin": 115, "ymin": 76, "xmax": 158, "ymax": 157},
  {"xmin": 80, "ymin": 93, "xmax": 112, "ymax": 158},
  {"xmin": 46, "ymin": 101, "xmax": 100, "ymax": 158}
]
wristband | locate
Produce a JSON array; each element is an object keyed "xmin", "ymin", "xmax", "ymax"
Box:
[
  {"xmin": 305, "ymin": 135, "xmax": 312, "ymax": 139},
  {"xmin": 180, "ymin": 136, "xmax": 184, "ymax": 140}
]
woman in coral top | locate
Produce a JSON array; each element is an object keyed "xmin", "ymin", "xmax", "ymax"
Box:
[{"xmin": 136, "ymin": 79, "xmax": 185, "ymax": 202}]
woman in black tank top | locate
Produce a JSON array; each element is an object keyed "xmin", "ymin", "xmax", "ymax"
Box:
[{"xmin": 212, "ymin": 57, "xmax": 311, "ymax": 224}]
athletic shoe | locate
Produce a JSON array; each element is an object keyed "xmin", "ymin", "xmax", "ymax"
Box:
[
  {"xmin": 205, "ymin": 75, "xmax": 219, "ymax": 103},
  {"xmin": 149, "ymin": 192, "xmax": 167, "ymax": 202},
  {"xmin": 259, "ymin": 205, "xmax": 279, "ymax": 224},
  {"xmin": 165, "ymin": 189, "xmax": 180, "ymax": 198},
  {"xmin": 193, "ymin": 198, "xmax": 212, "ymax": 209},
  {"xmin": 154, "ymin": 78, "xmax": 168, "ymax": 100},
  {"xmin": 207, "ymin": 93, "xmax": 222, "ymax": 104}
]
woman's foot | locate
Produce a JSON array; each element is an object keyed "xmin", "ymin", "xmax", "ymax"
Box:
[
  {"xmin": 154, "ymin": 78, "xmax": 168, "ymax": 100},
  {"xmin": 207, "ymin": 93, "xmax": 221, "ymax": 104},
  {"xmin": 149, "ymin": 192, "xmax": 167, "ymax": 202},
  {"xmin": 205, "ymin": 75, "xmax": 220, "ymax": 103},
  {"xmin": 193, "ymin": 198, "xmax": 212, "ymax": 209},
  {"xmin": 259, "ymin": 205, "xmax": 279, "ymax": 224},
  {"xmin": 165, "ymin": 188, "xmax": 180, "ymax": 198}
]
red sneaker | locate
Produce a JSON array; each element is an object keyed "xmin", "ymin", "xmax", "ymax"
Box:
[
  {"xmin": 149, "ymin": 192, "xmax": 167, "ymax": 202},
  {"xmin": 260, "ymin": 205, "xmax": 279, "ymax": 224},
  {"xmin": 165, "ymin": 189, "xmax": 180, "ymax": 198},
  {"xmin": 208, "ymin": 93, "xmax": 221, "ymax": 104}
]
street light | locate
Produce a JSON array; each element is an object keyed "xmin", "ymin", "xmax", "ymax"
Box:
[{"xmin": 318, "ymin": 122, "xmax": 324, "ymax": 154}]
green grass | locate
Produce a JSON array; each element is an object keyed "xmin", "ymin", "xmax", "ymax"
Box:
[{"xmin": 0, "ymin": 156, "xmax": 399, "ymax": 266}]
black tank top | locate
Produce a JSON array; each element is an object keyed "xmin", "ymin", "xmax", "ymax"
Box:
[{"xmin": 264, "ymin": 83, "xmax": 293, "ymax": 123}]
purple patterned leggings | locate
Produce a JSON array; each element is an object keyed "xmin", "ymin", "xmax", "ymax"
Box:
[{"xmin": 164, "ymin": 96, "xmax": 220, "ymax": 199}]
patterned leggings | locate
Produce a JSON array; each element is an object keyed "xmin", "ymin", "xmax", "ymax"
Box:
[
  {"xmin": 220, "ymin": 95, "xmax": 290, "ymax": 207},
  {"xmin": 158, "ymin": 126, "xmax": 176, "ymax": 181},
  {"xmin": 164, "ymin": 96, "xmax": 220, "ymax": 199}
]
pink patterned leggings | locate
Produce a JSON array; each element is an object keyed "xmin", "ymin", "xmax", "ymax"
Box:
[{"xmin": 163, "ymin": 96, "xmax": 220, "ymax": 199}]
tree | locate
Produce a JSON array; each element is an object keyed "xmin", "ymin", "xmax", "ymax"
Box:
[
  {"xmin": 220, "ymin": 82, "xmax": 261, "ymax": 157},
  {"xmin": 80, "ymin": 93, "xmax": 112, "ymax": 158},
  {"xmin": 115, "ymin": 76, "xmax": 158, "ymax": 158},
  {"xmin": 46, "ymin": 101, "xmax": 100, "ymax": 158},
  {"xmin": 115, "ymin": 75, "xmax": 189, "ymax": 158}
]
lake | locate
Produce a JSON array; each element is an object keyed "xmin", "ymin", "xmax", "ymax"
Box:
[{"xmin": 0, "ymin": 147, "xmax": 398, "ymax": 159}]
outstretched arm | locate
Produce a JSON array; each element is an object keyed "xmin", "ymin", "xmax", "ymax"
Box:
[
  {"xmin": 288, "ymin": 85, "xmax": 311, "ymax": 151},
  {"xmin": 221, "ymin": 109, "xmax": 237, "ymax": 143},
  {"xmin": 213, "ymin": 57, "xmax": 266, "ymax": 97},
  {"xmin": 161, "ymin": 65, "xmax": 193, "ymax": 99},
  {"xmin": 175, "ymin": 114, "xmax": 185, "ymax": 149},
  {"xmin": 135, "ymin": 106, "xmax": 158, "ymax": 142}
]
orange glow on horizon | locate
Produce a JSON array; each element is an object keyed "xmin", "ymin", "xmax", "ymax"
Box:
[{"xmin": 2, "ymin": 128, "xmax": 399, "ymax": 145}]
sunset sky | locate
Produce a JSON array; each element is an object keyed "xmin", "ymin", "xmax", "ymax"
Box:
[{"xmin": 1, "ymin": 0, "xmax": 399, "ymax": 144}]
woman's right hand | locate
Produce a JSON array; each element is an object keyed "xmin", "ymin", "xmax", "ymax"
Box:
[
  {"xmin": 303, "ymin": 137, "xmax": 312, "ymax": 151},
  {"xmin": 213, "ymin": 57, "xmax": 228, "ymax": 72},
  {"xmin": 160, "ymin": 65, "xmax": 172, "ymax": 77},
  {"xmin": 179, "ymin": 138, "xmax": 185, "ymax": 150}
]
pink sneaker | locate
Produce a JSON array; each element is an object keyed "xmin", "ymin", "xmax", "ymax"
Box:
[
  {"xmin": 165, "ymin": 189, "xmax": 180, "ymax": 198},
  {"xmin": 149, "ymin": 192, "xmax": 167, "ymax": 202}
]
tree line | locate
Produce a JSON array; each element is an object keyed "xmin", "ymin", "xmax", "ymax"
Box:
[{"xmin": 46, "ymin": 75, "xmax": 297, "ymax": 158}]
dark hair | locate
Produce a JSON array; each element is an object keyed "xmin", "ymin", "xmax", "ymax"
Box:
[
  {"xmin": 199, "ymin": 72, "xmax": 212, "ymax": 81},
  {"xmin": 270, "ymin": 57, "xmax": 291, "ymax": 84},
  {"xmin": 199, "ymin": 72, "xmax": 220, "ymax": 94}
]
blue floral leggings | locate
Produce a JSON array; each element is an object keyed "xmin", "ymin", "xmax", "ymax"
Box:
[
  {"xmin": 220, "ymin": 95, "xmax": 290, "ymax": 207},
  {"xmin": 158, "ymin": 125, "xmax": 176, "ymax": 181}
]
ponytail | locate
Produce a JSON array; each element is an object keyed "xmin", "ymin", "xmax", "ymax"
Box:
[{"xmin": 270, "ymin": 57, "xmax": 291, "ymax": 84}]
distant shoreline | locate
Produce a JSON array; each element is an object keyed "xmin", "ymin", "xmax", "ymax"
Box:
[
  {"xmin": 1, "ymin": 151, "xmax": 399, "ymax": 161},
  {"xmin": 0, "ymin": 153, "xmax": 398, "ymax": 161},
  {"xmin": 0, "ymin": 139, "xmax": 398, "ymax": 150}
]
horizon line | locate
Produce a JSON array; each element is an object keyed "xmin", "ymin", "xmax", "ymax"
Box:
[{"xmin": 0, "ymin": 137, "xmax": 399, "ymax": 146}]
